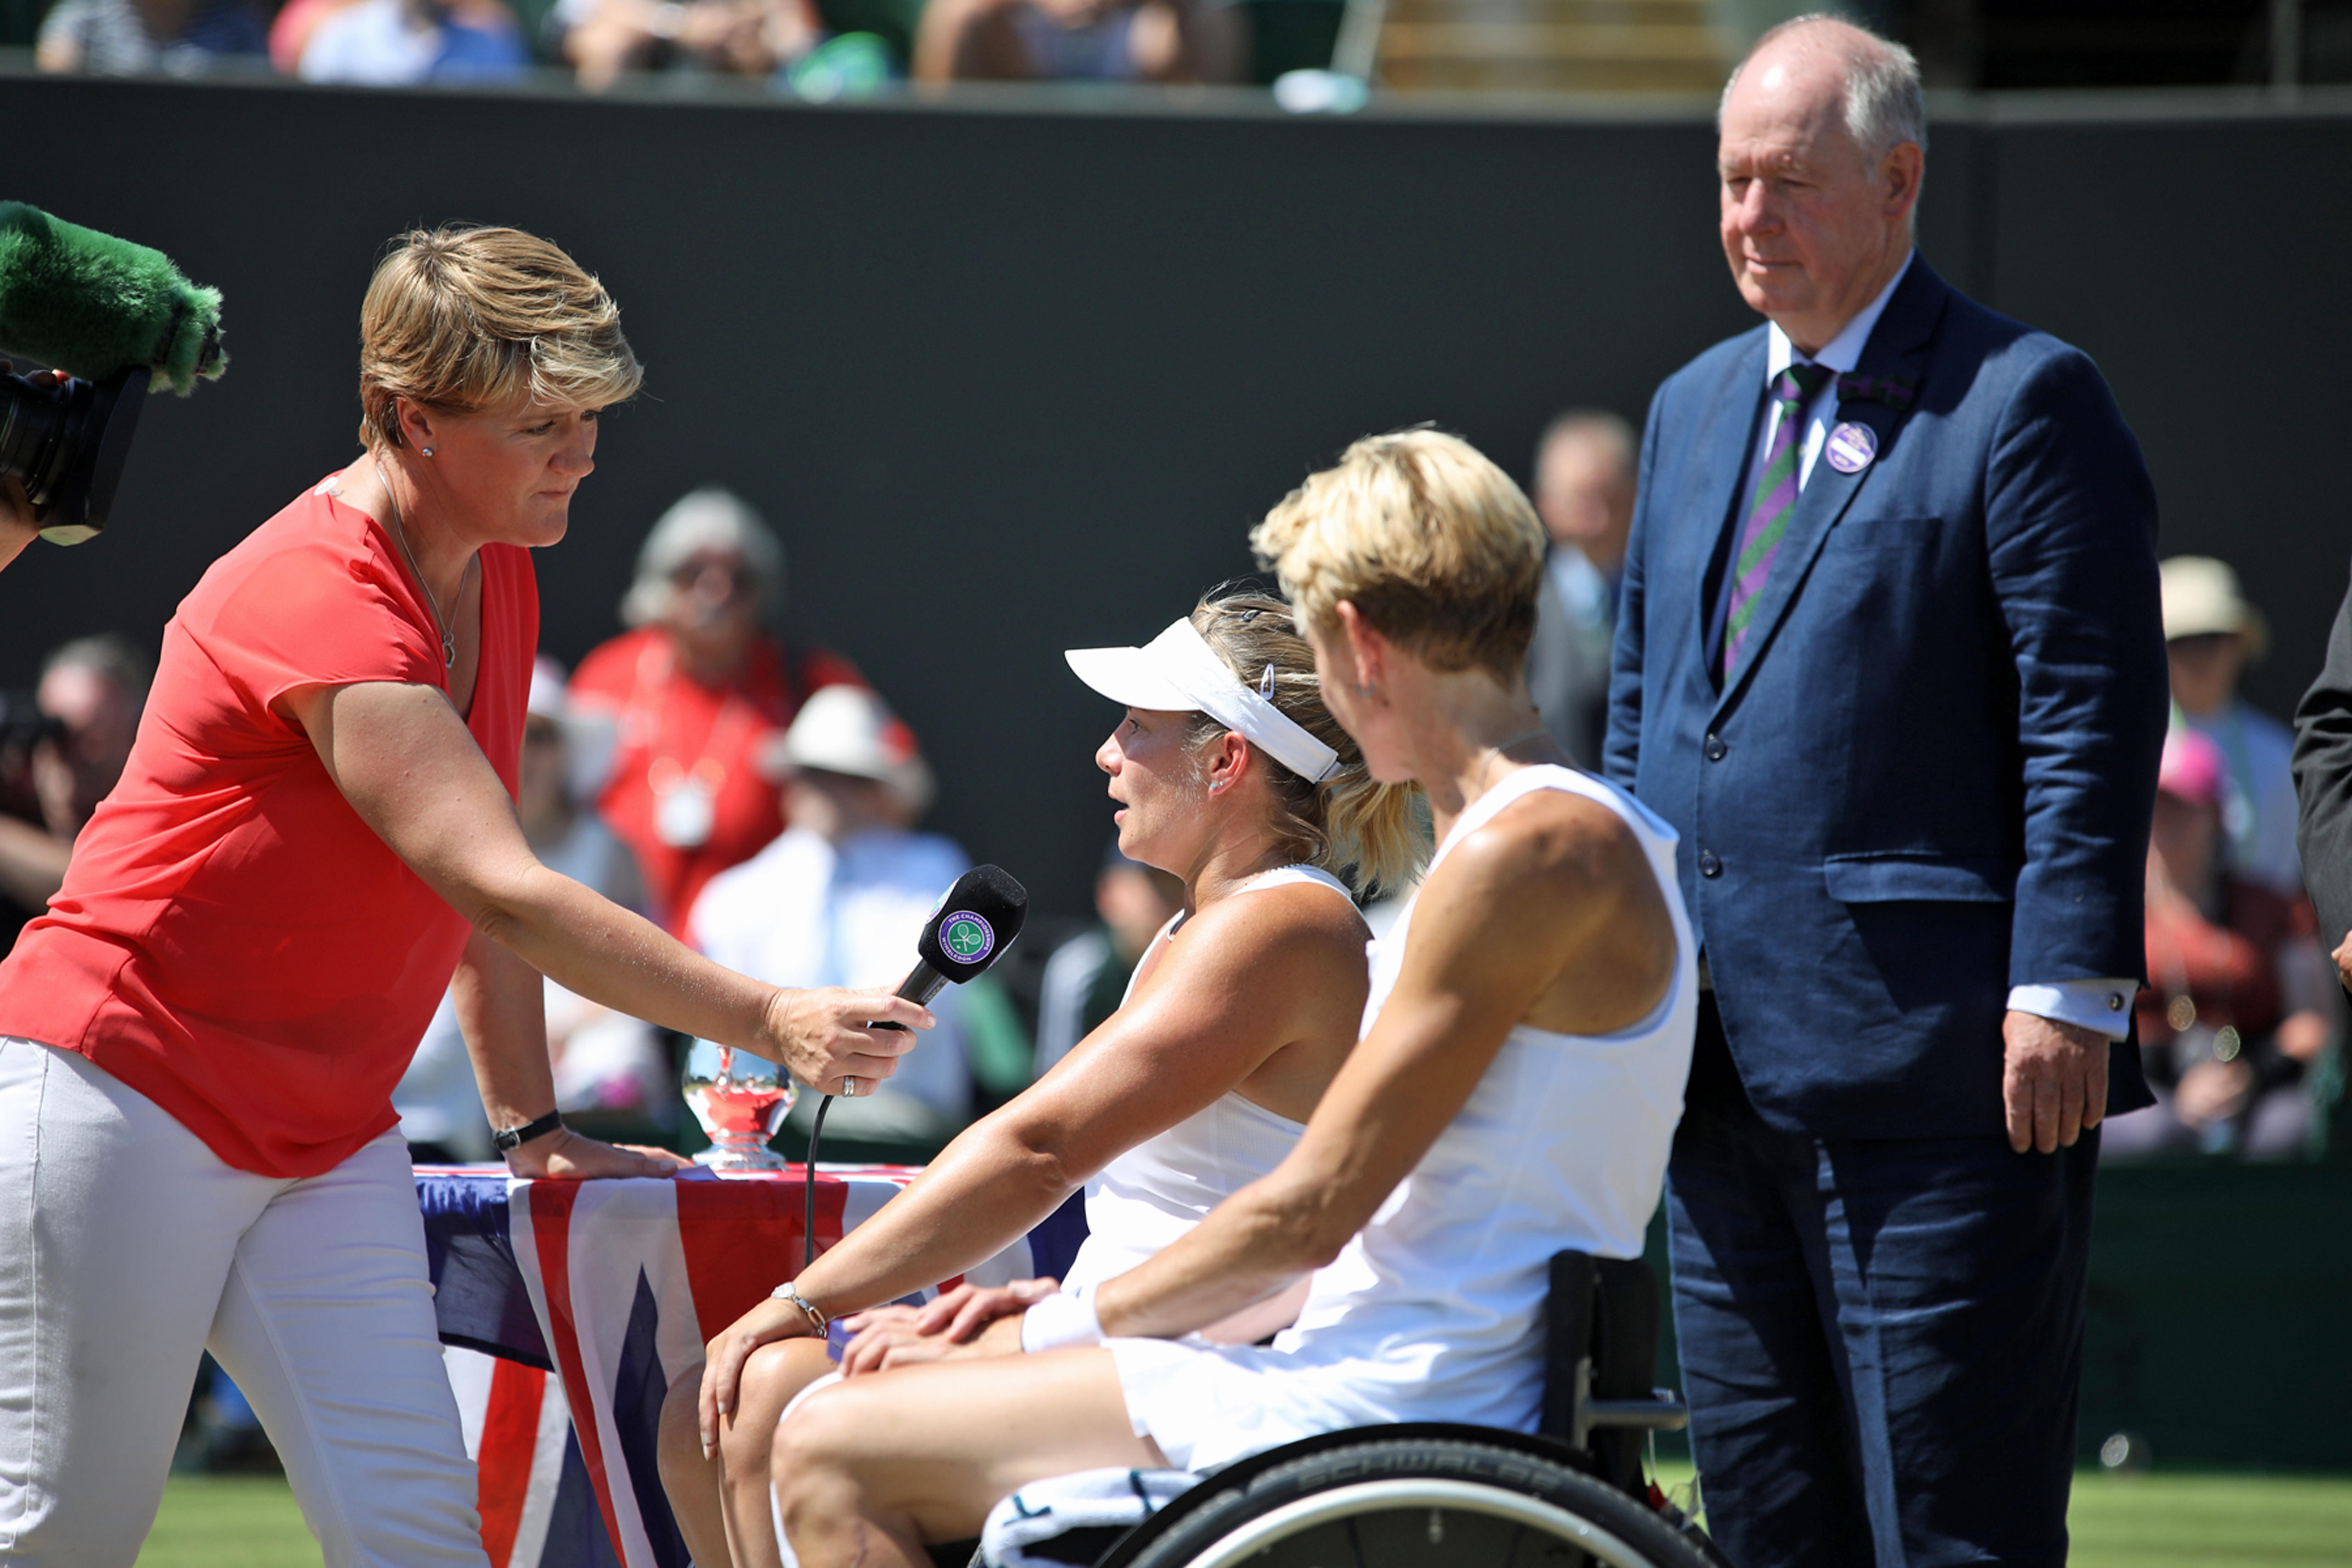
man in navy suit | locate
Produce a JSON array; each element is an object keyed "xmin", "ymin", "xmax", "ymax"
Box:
[{"xmin": 1604, "ymin": 17, "xmax": 2167, "ymax": 1566}]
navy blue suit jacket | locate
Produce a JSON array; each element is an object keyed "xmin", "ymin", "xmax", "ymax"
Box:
[{"xmin": 1604, "ymin": 258, "xmax": 2166, "ymax": 1140}]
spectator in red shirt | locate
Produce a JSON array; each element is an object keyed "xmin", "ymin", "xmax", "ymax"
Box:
[
  {"xmin": 0, "ymin": 225, "xmax": 930, "ymax": 1566},
  {"xmin": 570, "ymin": 486, "xmax": 863, "ymax": 932}
]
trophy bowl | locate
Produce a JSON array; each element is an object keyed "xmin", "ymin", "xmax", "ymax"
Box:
[{"xmin": 682, "ymin": 1038, "xmax": 795, "ymax": 1170}]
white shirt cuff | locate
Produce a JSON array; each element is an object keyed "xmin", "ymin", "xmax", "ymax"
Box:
[{"xmin": 2007, "ymin": 979, "xmax": 2137, "ymax": 1041}]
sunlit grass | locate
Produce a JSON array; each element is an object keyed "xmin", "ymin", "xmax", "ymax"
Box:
[{"xmin": 136, "ymin": 1463, "xmax": 2352, "ymax": 1566}]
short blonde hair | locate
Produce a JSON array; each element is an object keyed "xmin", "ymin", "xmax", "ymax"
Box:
[
  {"xmin": 358, "ymin": 225, "xmax": 642, "ymax": 450},
  {"xmin": 1186, "ymin": 590, "xmax": 1427, "ymax": 898},
  {"xmin": 1251, "ymin": 429, "xmax": 1546, "ymax": 680}
]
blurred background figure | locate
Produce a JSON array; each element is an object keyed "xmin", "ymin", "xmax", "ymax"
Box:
[
  {"xmin": 393, "ymin": 656, "xmax": 667, "ymax": 1161},
  {"xmin": 33, "ymin": 0, "xmax": 265, "ymax": 71},
  {"xmin": 291, "ymin": 0, "xmax": 527, "ymax": 83},
  {"xmin": 686, "ymin": 685, "xmax": 1028, "ymax": 1158},
  {"xmin": 912, "ymin": 0, "xmax": 1240, "ymax": 84},
  {"xmin": 1031, "ymin": 841, "xmax": 1185, "ymax": 1075},
  {"xmin": 553, "ymin": 0, "xmax": 818, "ymax": 89},
  {"xmin": 1525, "ymin": 409, "xmax": 1635, "ymax": 766},
  {"xmin": 0, "ymin": 635, "xmax": 149, "ymax": 952},
  {"xmin": 570, "ymin": 488, "xmax": 864, "ymax": 934},
  {"xmin": 2105, "ymin": 728, "xmax": 2339, "ymax": 1160},
  {"xmin": 2164, "ymin": 554, "xmax": 2303, "ymax": 897}
]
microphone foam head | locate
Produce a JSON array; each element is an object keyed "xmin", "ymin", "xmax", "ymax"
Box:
[{"xmin": 917, "ymin": 864, "xmax": 1029, "ymax": 981}]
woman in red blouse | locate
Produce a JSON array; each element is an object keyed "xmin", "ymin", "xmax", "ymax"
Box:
[
  {"xmin": 571, "ymin": 488, "xmax": 864, "ymax": 931},
  {"xmin": 0, "ymin": 226, "xmax": 929, "ymax": 1565}
]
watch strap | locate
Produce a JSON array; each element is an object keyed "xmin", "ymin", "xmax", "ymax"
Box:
[{"xmin": 494, "ymin": 1109, "xmax": 565, "ymax": 1152}]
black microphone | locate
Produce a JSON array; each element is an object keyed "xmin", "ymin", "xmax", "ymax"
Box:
[
  {"xmin": 873, "ymin": 863, "xmax": 1029, "ymax": 1027},
  {"xmin": 805, "ymin": 864, "xmax": 1029, "ymax": 1269}
]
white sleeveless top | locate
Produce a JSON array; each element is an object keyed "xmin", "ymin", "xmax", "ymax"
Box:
[
  {"xmin": 1107, "ymin": 767, "xmax": 1697, "ymax": 1471},
  {"xmin": 1057, "ymin": 863, "xmax": 1356, "ymax": 1295}
]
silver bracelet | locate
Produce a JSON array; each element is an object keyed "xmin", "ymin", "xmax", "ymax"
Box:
[{"xmin": 770, "ymin": 1280, "xmax": 829, "ymax": 1335}]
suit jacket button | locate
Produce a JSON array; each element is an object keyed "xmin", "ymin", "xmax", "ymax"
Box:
[
  {"xmin": 1698, "ymin": 850, "xmax": 1722, "ymax": 878},
  {"xmin": 1704, "ymin": 733, "xmax": 1727, "ymax": 761}
]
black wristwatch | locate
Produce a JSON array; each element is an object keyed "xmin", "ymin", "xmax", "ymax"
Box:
[{"xmin": 494, "ymin": 1109, "xmax": 565, "ymax": 1152}]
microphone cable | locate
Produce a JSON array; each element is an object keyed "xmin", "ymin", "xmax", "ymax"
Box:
[{"xmin": 804, "ymin": 1091, "xmax": 835, "ymax": 1272}]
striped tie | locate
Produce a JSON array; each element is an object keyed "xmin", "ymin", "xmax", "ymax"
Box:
[{"xmin": 1721, "ymin": 361, "xmax": 1833, "ymax": 677}]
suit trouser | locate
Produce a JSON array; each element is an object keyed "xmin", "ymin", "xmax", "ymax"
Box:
[
  {"xmin": 0, "ymin": 1037, "xmax": 489, "ymax": 1568},
  {"xmin": 1666, "ymin": 998, "xmax": 2096, "ymax": 1568}
]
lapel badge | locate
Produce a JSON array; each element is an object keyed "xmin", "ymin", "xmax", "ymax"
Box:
[{"xmin": 1824, "ymin": 421, "xmax": 1876, "ymax": 474}]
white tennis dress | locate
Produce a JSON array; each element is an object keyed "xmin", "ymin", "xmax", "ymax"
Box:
[
  {"xmin": 1107, "ymin": 765, "xmax": 1697, "ymax": 1472},
  {"xmin": 1058, "ymin": 863, "xmax": 1356, "ymax": 1295}
]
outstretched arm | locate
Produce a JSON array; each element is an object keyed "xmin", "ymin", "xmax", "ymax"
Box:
[{"xmin": 288, "ymin": 678, "xmax": 932, "ymax": 1088}]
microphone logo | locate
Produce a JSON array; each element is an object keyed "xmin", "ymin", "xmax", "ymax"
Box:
[{"xmin": 939, "ymin": 911, "xmax": 995, "ymax": 964}]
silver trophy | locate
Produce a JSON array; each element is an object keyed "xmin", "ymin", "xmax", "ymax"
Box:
[{"xmin": 682, "ymin": 1038, "xmax": 795, "ymax": 1170}]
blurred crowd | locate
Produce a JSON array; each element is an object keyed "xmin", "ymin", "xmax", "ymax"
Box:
[
  {"xmin": 4, "ymin": 440, "xmax": 2342, "ymax": 1195},
  {"xmin": 9, "ymin": 0, "xmax": 1341, "ymax": 93}
]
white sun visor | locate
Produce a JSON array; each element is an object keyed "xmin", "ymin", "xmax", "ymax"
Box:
[{"xmin": 1065, "ymin": 618, "xmax": 1341, "ymax": 784}]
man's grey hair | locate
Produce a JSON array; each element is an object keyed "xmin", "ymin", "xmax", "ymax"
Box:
[
  {"xmin": 1721, "ymin": 13, "xmax": 1928, "ymax": 160},
  {"xmin": 42, "ymin": 633, "xmax": 151, "ymax": 710},
  {"xmin": 620, "ymin": 486, "xmax": 786, "ymax": 628},
  {"xmin": 1536, "ymin": 409, "xmax": 1637, "ymax": 483}
]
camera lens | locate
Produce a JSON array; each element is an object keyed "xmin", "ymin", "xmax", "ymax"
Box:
[
  {"xmin": 0, "ymin": 369, "xmax": 98, "ymax": 510},
  {"xmin": 0, "ymin": 367, "xmax": 148, "ymax": 544}
]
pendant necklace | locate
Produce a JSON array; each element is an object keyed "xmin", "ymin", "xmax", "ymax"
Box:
[
  {"xmin": 1477, "ymin": 724, "xmax": 1555, "ymax": 794},
  {"xmin": 383, "ymin": 475, "xmax": 472, "ymax": 670}
]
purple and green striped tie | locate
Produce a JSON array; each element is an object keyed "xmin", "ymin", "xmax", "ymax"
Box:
[{"xmin": 1721, "ymin": 361, "xmax": 1834, "ymax": 677}]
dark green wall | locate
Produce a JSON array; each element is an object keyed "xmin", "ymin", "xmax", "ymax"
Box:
[{"xmin": 4, "ymin": 81, "xmax": 2349, "ymax": 926}]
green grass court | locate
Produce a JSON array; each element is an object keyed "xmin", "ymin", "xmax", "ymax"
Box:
[{"xmin": 137, "ymin": 1466, "xmax": 2352, "ymax": 1566}]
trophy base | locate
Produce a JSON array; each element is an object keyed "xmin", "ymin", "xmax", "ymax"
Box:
[{"xmin": 693, "ymin": 1139, "xmax": 790, "ymax": 1172}]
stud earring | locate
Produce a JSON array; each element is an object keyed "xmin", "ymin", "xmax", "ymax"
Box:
[
  {"xmin": 420, "ymin": 446, "xmax": 435, "ymax": 457},
  {"xmin": 1356, "ymin": 682, "xmax": 1375, "ymax": 697}
]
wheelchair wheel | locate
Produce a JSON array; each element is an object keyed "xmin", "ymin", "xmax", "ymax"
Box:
[{"xmin": 1117, "ymin": 1436, "xmax": 1722, "ymax": 1568}]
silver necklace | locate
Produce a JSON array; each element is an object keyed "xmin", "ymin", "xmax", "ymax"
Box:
[
  {"xmin": 382, "ymin": 477, "xmax": 470, "ymax": 670},
  {"xmin": 1477, "ymin": 724, "xmax": 1554, "ymax": 793}
]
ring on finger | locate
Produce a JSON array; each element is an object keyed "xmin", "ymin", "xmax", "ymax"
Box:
[{"xmin": 841, "ymin": 1076, "xmax": 860, "ymax": 1098}]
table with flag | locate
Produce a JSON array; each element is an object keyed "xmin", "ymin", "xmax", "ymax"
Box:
[{"xmin": 416, "ymin": 1165, "xmax": 1090, "ymax": 1568}]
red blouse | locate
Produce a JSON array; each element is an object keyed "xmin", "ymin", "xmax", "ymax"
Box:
[{"xmin": 0, "ymin": 479, "xmax": 534, "ymax": 1177}]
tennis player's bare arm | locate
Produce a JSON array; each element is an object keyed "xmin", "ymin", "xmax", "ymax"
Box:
[{"xmin": 1096, "ymin": 786, "xmax": 1675, "ymax": 1341}]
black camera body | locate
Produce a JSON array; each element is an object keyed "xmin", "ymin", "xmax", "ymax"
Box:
[
  {"xmin": 0, "ymin": 689, "xmax": 64, "ymax": 753},
  {"xmin": 0, "ymin": 202, "xmax": 226, "ymax": 547},
  {"xmin": 0, "ymin": 365, "xmax": 151, "ymax": 545}
]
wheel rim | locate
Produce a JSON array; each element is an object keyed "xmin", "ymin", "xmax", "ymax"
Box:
[{"xmin": 1173, "ymin": 1477, "xmax": 1659, "ymax": 1568}]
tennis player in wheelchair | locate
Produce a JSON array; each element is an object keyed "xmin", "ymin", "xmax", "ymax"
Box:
[
  {"xmin": 662, "ymin": 588, "xmax": 1426, "ymax": 1568},
  {"xmin": 761, "ymin": 429, "xmax": 1700, "ymax": 1568}
]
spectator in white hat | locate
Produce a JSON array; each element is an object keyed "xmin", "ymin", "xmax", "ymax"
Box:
[
  {"xmin": 684, "ymin": 685, "xmax": 985, "ymax": 1153},
  {"xmin": 2163, "ymin": 555, "xmax": 2303, "ymax": 896}
]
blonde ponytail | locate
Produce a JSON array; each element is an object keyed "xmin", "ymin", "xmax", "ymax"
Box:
[{"xmin": 1186, "ymin": 591, "xmax": 1428, "ymax": 899}]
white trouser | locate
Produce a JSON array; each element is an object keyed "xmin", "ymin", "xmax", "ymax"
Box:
[{"xmin": 0, "ymin": 1037, "xmax": 488, "ymax": 1568}]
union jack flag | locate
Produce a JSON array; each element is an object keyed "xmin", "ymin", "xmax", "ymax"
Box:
[{"xmin": 421, "ymin": 1166, "xmax": 1088, "ymax": 1568}]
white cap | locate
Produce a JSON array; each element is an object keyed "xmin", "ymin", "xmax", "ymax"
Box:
[
  {"xmin": 1065, "ymin": 618, "xmax": 1341, "ymax": 784},
  {"xmin": 774, "ymin": 685, "xmax": 934, "ymax": 814},
  {"xmin": 524, "ymin": 654, "xmax": 619, "ymax": 801}
]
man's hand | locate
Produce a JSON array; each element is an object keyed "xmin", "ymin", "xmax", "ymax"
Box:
[
  {"xmin": 2329, "ymin": 930, "xmax": 2352, "ymax": 994},
  {"xmin": 2002, "ymin": 1010, "xmax": 2109, "ymax": 1153}
]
